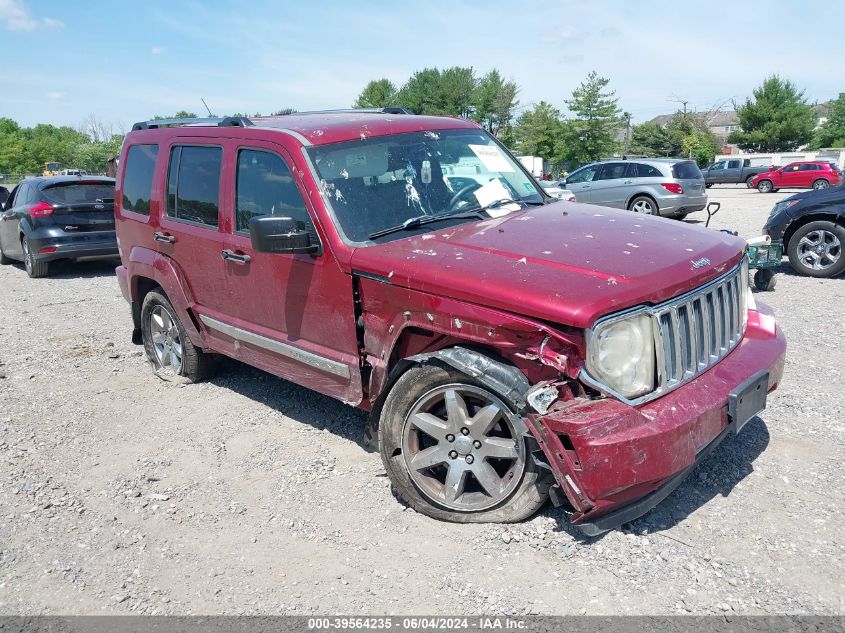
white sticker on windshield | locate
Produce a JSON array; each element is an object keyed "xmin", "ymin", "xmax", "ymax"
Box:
[
  {"xmin": 468, "ymin": 144, "xmax": 514, "ymax": 173},
  {"xmin": 474, "ymin": 179, "xmax": 521, "ymax": 217}
]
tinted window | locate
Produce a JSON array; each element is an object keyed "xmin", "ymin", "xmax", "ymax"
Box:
[
  {"xmin": 786, "ymin": 164, "xmax": 800, "ymax": 172},
  {"xmin": 799, "ymin": 163, "xmax": 819, "ymax": 171},
  {"xmin": 166, "ymin": 146, "xmax": 222, "ymax": 227},
  {"xmin": 42, "ymin": 182, "xmax": 114, "ymax": 204},
  {"xmin": 595, "ymin": 163, "xmax": 628, "ymax": 181},
  {"xmin": 5, "ymin": 184, "xmax": 21, "ymax": 208},
  {"xmin": 122, "ymin": 144, "xmax": 159, "ymax": 214},
  {"xmin": 567, "ymin": 165, "xmax": 599, "ymax": 183},
  {"xmin": 236, "ymin": 149, "xmax": 315, "ymax": 241},
  {"xmin": 635, "ymin": 163, "xmax": 663, "ymax": 178},
  {"xmin": 671, "ymin": 161, "xmax": 702, "ymax": 180},
  {"xmin": 727, "ymin": 160, "xmax": 742, "ymax": 169}
]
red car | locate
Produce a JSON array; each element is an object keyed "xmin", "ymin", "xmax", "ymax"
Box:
[
  {"xmin": 752, "ymin": 161, "xmax": 842, "ymax": 193},
  {"xmin": 113, "ymin": 111, "xmax": 786, "ymax": 535}
]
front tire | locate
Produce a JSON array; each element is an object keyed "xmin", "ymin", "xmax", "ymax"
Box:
[
  {"xmin": 746, "ymin": 175, "xmax": 756, "ymax": 188},
  {"xmin": 378, "ymin": 363, "xmax": 549, "ymax": 523},
  {"xmin": 22, "ymin": 238, "xmax": 48, "ymax": 278},
  {"xmin": 757, "ymin": 179, "xmax": 773, "ymax": 193},
  {"xmin": 787, "ymin": 221, "xmax": 845, "ymax": 278},
  {"xmin": 141, "ymin": 289, "xmax": 217, "ymax": 382},
  {"xmin": 629, "ymin": 195, "xmax": 657, "ymax": 215}
]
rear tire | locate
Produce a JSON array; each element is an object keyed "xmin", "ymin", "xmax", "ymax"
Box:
[
  {"xmin": 786, "ymin": 221, "xmax": 845, "ymax": 278},
  {"xmin": 757, "ymin": 180, "xmax": 773, "ymax": 193},
  {"xmin": 705, "ymin": 183, "xmax": 713, "ymax": 189},
  {"xmin": 813, "ymin": 179, "xmax": 830, "ymax": 190},
  {"xmin": 379, "ymin": 363, "xmax": 550, "ymax": 523},
  {"xmin": 746, "ymin": 175, "xmax": 756, "ymax": 188},
  {"xmin": 753, "ymin": 269, "xmax": 777, "ymax": 291},
  {"xmin": 141, "ymin": 289, "xmax": 217, "ymax": 383},
  {"xmin": 22, "ymin": 238, "xmax": 48, "ymax": 278},
  {"xmin": 629, "ymin": 195, "xmax": 657, "ymax": 215}
]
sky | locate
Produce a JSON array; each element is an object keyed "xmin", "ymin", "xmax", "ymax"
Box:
[{"xmin": 0, "ymin": 0, "xmax": 841, "ymax": 132}]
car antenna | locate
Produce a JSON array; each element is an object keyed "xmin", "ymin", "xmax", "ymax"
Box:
[{"xmin": 201, "ymin": 98, "xmax": 213, "ymax": 116}]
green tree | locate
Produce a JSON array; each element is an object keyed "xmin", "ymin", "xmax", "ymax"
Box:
[
  {"xmin": 728, "ymin": 76, "xmax": 816, "ymax": 152},
  {"xmin": 564, "ymin": 71, "xmax": 622, "ymax": 162},
  {"xmin": 472, "ymin": 70, "xmax": 519, "ymax": 138},
  {"xmin": 353, "ymin": 79, "xmax": 398, "ymax": 109},
  {"xmin": 630, "ymin": 121, "xmax": 673, "ymax": 157},
  {"xmin": 271, "ymin": 108, "xmax": 297, "ymax": 115},
  {"xmin": 811, "ymin": 94, "xmax": 845, "ymax": 148},
  {"xmin": 665, "ymin": 113, "xmax": 720, "ymax": 166},
  {"xmin": 151, "ymin": 111, "xmax": 200, "ymax": 120},
  {"xmin": 0, "ymin": 118, "xmax": 25, "ymax": 174},
  {"xmin": 396, "ymin": 67, "xmax": 477, "ymax": 116},
  {"xmin": 513, "ymin": 102, "xmax": 564, "ymax": 165}
]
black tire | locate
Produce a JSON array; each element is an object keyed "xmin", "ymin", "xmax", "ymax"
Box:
[
  {"xmin": 757, "ymin": 179, "xmax": 774, "ymax": 193},
  {"xmin": 745, "ymin": 175, "xmax": 756, "ymax": 188},
  {"xmin": 705, "ymin": 183, "xmax": 713, "ymax": 189},
  {"xmin": 753, "ymin": 268, "xmax": 777, "ymax": 291},
  {"xmin": 140, "ymin": 289, "xmax": 217, "ymax": 382},
  {"xmin": 813, "ymin": 179, "xmax": 830, "ymax": 190},
  {"xmin": 22, "ymin": 238, "xmax": 48, "ymax": 278},
  {"xmin": 786, "ymin": 221, "xmax": 845, "ymax": 278},
  {"xmin": 672, "ymin": 212, "xmax": 689, "ymax": 221},
  {"xmin": 628, "ymin": 195, "xmax": 658, "ymax": 215},
  {"xmin": 378, "ymin": 363, "xmax": 550, "ymax": 523}
]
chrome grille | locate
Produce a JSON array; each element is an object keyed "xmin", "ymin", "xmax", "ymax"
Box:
[{"xmin": 654, "ymin": 261, "xmax": 748, "ymax": 390}]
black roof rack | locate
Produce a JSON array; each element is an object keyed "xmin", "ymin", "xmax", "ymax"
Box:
[
  {"xmin": 131, "ymin": 116, "xmax": 254, "ymax": 131},
  {"xmin": 272, "ymin": 107, "xmax": 413, "ymax": 116}
]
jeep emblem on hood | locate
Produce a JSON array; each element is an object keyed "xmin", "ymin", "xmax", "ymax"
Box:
[{"xmin": 690, "ymin": 257, "xmax": 711, "ymax": 269}]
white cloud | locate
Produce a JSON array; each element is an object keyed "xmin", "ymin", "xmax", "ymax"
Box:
[
  {"xmin": 46, "ymin": 91, "xmax": 65, "ymax": 100},
  {"xmin": 0, "ymin": 0, "xmax": 63, "ymax": 31},
  {"xmin": 151, "ymin": 46, "xmax": 164, "ymax": 55}
]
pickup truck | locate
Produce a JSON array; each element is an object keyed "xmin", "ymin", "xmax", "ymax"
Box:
[{"xmin": 701, "ymin": 158, "xmax": 771, "ymax": 188}]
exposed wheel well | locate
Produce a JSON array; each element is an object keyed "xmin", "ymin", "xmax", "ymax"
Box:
[
  {"xmin": 131, "ymin": 277, "xmax": 160, "ymax": 344},
  {"xmin": 782, "ymin": 214, "xmax": 845, "ymax": 251}
]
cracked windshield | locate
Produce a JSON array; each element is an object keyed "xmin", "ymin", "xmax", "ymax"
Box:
[{"xmin": 308, "ymin": 129, "xmax": 543, "ymax": 242}]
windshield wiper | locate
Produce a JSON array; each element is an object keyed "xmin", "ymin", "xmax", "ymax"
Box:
[{"xmin": 368, "ymin": 210, "xmax": 488, "ymax": 240}]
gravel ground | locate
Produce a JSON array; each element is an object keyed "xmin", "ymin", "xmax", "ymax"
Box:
[{"xmin": 0, "ymin": 186, "xmax": 842, "ymax": 616}]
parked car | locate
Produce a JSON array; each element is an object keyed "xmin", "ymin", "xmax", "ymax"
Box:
[
  {"xmin": 0, "ymin": 185, "xmax": 8, "ymax": 207},
  {"xmin": 751, "ymin": 161, "xmax": 842, "ymax": 193},
  {"xmin": 701, "ymin": 158, "xmax": 770, "ymax": 188},
  {"xmin": 764, "ymin": 185, "xmax": 845, "ymax": 278},
  {"xmin": 0, "ymin": 176, "xmax": 117, "ymax": 278},
  {"xmin": 114, "ymin": 111, "xmax": 785, "ymax": 535},
  {"xmin": 537, "ymin": 180, "xmax": 576, "ymax": 201},
  {"xmin": 561, "ymin": 158, "xmax": 707, "ymax": 219}
]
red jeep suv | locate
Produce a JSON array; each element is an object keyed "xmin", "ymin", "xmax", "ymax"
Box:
[
  {"xmin": 114, "ymin": 111, "xmax": 786, "ymax": 534},
  {"xmin": 751, "ymin": 161, "xmax": 842, "ymax": 193}
]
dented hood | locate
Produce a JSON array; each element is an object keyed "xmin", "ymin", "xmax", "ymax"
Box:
[{"xmin": 350, "ymin": 202, "xmax": 746, "ymax": 329}]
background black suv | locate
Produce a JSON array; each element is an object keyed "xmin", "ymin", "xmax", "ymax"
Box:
[{"xmin": 764, "ymin": 185, "xmax": 845, "ymax": 278}]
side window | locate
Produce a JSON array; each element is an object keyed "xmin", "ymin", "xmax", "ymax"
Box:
[
  {"xmin": 235, "ymin": 149, "xmax": 316, "ymax": 241},
  {"xmin": 5, "ymin": 185, "xmax": 21, "ymax": 208},
  {"xmin": 122, "ymin": 144, "xmax": 159, "ymax": 215},
  {"xmin": 635, "ymin": 163, "xmax": 663, "ymax": 178},
  {"xmin": 799, "ymin": 163, "xmax": 818, "ymax": 171},
  {"xmin": 595, "ymin": 163, "xmax": 628, "ymax": 181},
  {"xmin": 567, "ymin": 165, "xmax": 599, "ymax": 184},
  {"xmin": 710, "ymin": 161, "xmax": 725, "ymax": 170},
  {"xmin": 728, "ymin": 160, "xmax": 742, "ymax": 169},
  {"xmin": 787, "ymin": 164, "xmax": 800, "ymax": 172},
  {"xmin": 166, "ymin": 145, "xmax": 222, "ymax": 227}
]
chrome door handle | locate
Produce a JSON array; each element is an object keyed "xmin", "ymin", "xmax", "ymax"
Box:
[
  {"xmin": 221, "ymin": 249, "xmax": 251, "ymax": 264},
  {"xmin": 154, "ymin": 231, "xmax": 175, "ymax": 243},
  {"xmin": 623, "ymin": 180, "xmax": 633, "ymax": 184}
]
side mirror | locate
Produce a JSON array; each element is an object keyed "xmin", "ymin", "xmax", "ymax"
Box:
[{"xmin": 249, "ymin": 215, "xmax": 320, "ymax": 255}]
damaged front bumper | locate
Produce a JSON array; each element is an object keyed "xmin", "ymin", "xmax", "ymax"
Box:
[{"xmin": 526, "ymin": 303, "xmax": 786, "ymax": 536}]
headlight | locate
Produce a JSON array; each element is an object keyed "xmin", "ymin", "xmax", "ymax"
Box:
[
  {"xmin": 767, "ymin": 199, "xmax": 798, "ymax": 222},
  {"xmin": 586, "ymin": 313, "xmax": 655, "ymax": 399}
]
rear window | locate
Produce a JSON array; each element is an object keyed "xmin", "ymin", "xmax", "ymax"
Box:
[
  {"xmin": 122, "ymin": 144, "xmax": 159, "ymax": 214},
  {"xmin": 42, "ymin": 182, "xmax": 114, "ymax": 204},
  {"xmin": 671, "ymin": 161, "xmax": 702, "ymax": 180}
]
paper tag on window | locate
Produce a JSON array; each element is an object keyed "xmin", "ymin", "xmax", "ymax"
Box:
[
  {"xmin": 473, "ymin": 179, "xmax": 521, "ymax": 217},
  {"xmin": 468, "ymin": 145, "xmax": 514, "ymax": 173},
  {"xmin": 421, "ymin": 160, "xmax": 432, "ymax": 184}
]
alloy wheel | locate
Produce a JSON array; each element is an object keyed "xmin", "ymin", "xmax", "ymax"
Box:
[
  {"xmin": 149, "ymin": 305, "xmax": 183, "ymax": 372},
  {"xmin": 401, "ymin": 384, "xmax": 525, "ymax": 512},
  {"xmin": 797, "ymin": 229, "xmax": 841, "ymax": 271},
  {"xmin": 22, "ymin": 239, "xmax": 32, "ymax": 275},
  {"xmin": 631, "ymin": 199, "xmax": 654, "ymax": 214},
  {"xmin": 813, "ymin": 180, "xmax": 829, "ymax": 190}
]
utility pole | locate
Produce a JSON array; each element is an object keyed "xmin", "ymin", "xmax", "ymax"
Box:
[{"xmin": 623, "ymin": 112, "xmax": 632, "ymax": 157}]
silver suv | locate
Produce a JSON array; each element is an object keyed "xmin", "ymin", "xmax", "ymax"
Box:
[{"xmin": 562, "ymin": 158, "xmax": 707, "ymax": 219}]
